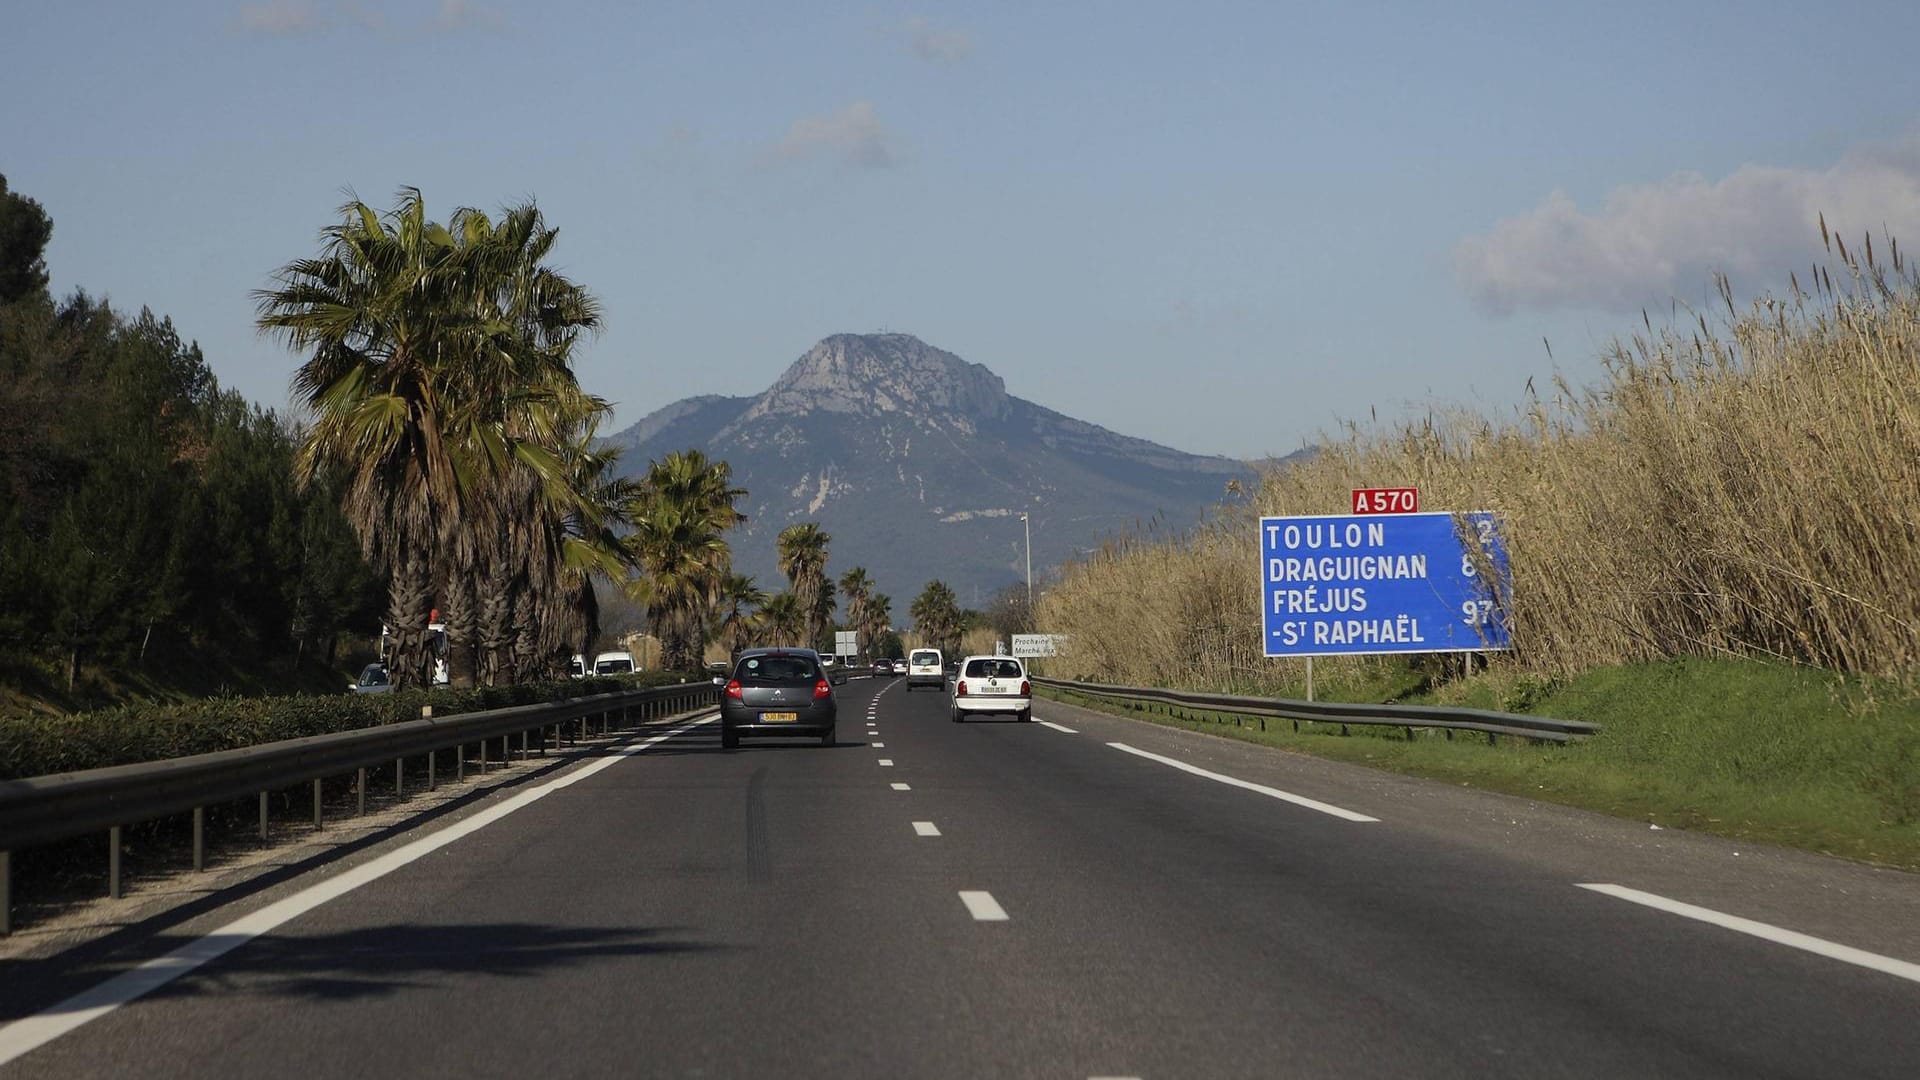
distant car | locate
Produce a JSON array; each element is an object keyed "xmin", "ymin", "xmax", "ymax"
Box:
[
  {"xmin": 349, "ymin": 663, "xmax": 394, "ymax": 694},
  {"xmin": 719, "ymin": 648, "xmax": 838, "ymax": 749},
  {"xmin": 593, "ymin": 651, "xmax": 637, "ymax": 676},
  {"xmin": 950, "ymin": 655, "xmax": 1031, "ymax": 723},
  {"xmin": 905, "ymin": 648, "xmax": 944, "ymax": 691},
  {"xmin": 569, "ymin": 654, "xmax": 587, "ymax": 679},
  {"xmin": 821, "ymin": 655, "xmax": 848, "ymax": 685},
  {"xmin": 872, "ymin": 657, "xmax": 894, "ymax": 676}
]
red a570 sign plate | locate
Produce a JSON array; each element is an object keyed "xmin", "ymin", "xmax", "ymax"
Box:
[{"xmin": 1351, "ymin": 487, "xmax": 1419, "ymax": 514}]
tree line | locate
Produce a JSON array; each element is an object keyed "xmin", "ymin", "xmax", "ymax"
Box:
[{"xmin": 0, "ymin": 175, "xmax": 383, "ymax": 697}]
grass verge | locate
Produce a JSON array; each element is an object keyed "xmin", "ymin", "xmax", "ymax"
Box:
[{"xmin": 1043, "ymin": 656, "xmax": 1920, "ymax": 871}]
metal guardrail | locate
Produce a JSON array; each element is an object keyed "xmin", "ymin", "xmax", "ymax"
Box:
[
  {"xmin": 1031, "ymin": 676, "xmax": 1597, "ymax": 744},
  {"xmin": 0, "ymin": 681, "xmax": 718, "ymax": 934}
]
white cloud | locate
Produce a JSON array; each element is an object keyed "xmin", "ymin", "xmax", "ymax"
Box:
[
  {"xmin": 762, "ymin": 102, "xmax": 901, "ymax": 170},
  {"xmin": 897, "ymin": 16, "xmax": 972, "ymax": 63},
  {"xmin": 1455, "ymin": 136, "xmax": 1920, "ymax": 316},
  {"xmin": 236, "ymin": 1, "xmax": 321, "ymax": 35}
]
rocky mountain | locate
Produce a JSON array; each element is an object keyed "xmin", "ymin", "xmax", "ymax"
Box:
[{"xmin": 604, "ymin": 333, "xmax": 1263, "ymax": 607}]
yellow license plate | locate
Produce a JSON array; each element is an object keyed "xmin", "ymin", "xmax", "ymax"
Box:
[{"xmin": 762, "ymin": 712, "xmax": 798, "ymax": 722}]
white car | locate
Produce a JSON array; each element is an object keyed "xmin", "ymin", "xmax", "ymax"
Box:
[
  {"xmin": 904, "ymin": 648, "xmax": 944, "ymax": 691},
  {"xmin": 950, "ymin": 655, "xmax": 1031, "ymax": 723}
]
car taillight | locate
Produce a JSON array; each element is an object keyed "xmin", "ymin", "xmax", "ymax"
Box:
[
  {"xmin": 1019, "ymin": 680, "xmax": 1031, "ymax": 695},
  {"xmin": 814, "ymin": 679, "xmax": 831, "ymax": 699},
  {"xmin": 724, "ymin": 679, "xmax": 743, "ymax": 699},
  {"xmin": 955, "ymin": 680, "xmax": 968, "ymax": 696}
]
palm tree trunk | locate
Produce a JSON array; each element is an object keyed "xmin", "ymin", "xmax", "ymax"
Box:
[
  {"xmin": 440, "ymin": 564, "xmax": 478, "ymax": 689},
  {"xmin": 387, "ymin": 546, "xmax": 433, "ymax": 690},
  {"xmin": 477, "ymin": 559, "xmax": 515, "ymax": 687}
]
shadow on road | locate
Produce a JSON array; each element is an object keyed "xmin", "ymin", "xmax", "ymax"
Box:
[{"xmin": 12, "ymin": 923, "xmax": 722, "ymax": 1017}]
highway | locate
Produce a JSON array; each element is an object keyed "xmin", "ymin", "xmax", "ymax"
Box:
[{"xmin": 3, "ymin": 675, "xmax": 1918, "ymax": 1078}]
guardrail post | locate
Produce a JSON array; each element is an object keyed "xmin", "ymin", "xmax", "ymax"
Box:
[
  {"xmin": 109, "ymin": 825, "xmax": 123, "ymax": 899},
  {"xmin": 456, "ymin": 745, "xmax": 465, "ymax": 781},
  {"xmin": 0, "ymin": 850, "xmax": 10, "ymax": 934},
  {"xmin": 259, "ymin": 792, "xmax": 269, "ymax": 841},
  {"xmin": 313, "ymin": 779, "xmax": 323, "ymax": 829},
  {"xmin": 395, "ymin": 757, "xmax": 405, "ymax": 795},
  {"xmin": 520, "ymin": 729, "xmax": 529, "ymax": 759},
  {"xmin": 357, "ymin": 767, "xmax": 367, "ymax": 815},
  {"xmin": 428, "ymin": 750, "xmax": 437, "ymax": 790},
  {"xmin": 193, "ymin": 807, "xmax": 205, "ymax": 871}
]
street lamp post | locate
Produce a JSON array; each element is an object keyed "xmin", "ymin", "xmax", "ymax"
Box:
[{"xmin": 1019, "ymin": 512, "xmax": 1033, "ymax": 617}]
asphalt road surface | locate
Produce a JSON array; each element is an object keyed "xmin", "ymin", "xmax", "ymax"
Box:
[{"xmin": 3, "ymin": 676, "xmax": 1918, "ymax": 1078}]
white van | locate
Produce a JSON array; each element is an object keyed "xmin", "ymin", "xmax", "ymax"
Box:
[
  {"xmin": 593, "ymin": 651, "xmax": 638, "ymax": 675},
  {"xmin": 904, "ymin": 648, "xmax": 944, "ymax": 691}
]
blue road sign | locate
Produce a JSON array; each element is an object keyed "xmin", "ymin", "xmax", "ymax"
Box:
[{"xmin": 1260, "ymin": 511, "xmax": 1511, "ymax": 657}]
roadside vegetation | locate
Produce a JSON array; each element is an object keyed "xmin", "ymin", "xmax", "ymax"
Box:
[{"xmin": 1038, "ymin": 230, "xmax": 1920, "ymax": 865}]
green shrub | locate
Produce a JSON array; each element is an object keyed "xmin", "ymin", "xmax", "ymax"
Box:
[{"xmin": 0, "ymin": 671, "xmax": 707, "ymax": 781}]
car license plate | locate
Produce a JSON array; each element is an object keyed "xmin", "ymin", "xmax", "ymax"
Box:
[
  {"xmin": 979, "ymin": 684, "xmax": 1006, "ymax": 693},
  {"xmin": 762, "ymin": 712, "xmax": 798, "ymax": 722}
]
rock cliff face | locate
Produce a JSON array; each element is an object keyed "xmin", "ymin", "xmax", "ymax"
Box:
[{"xmin": 605, "ymin": 333, "xmax": 1263, "ymax": 605}]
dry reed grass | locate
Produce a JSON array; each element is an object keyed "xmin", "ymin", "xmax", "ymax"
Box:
[{"xmin": 1043, "ymin": 238, "xmax": 1920, "ymax": 690}]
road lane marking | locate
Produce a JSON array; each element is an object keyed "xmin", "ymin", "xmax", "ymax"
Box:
[
  {"xmin": 1105, "ymin": 742, "xmax": 1378, "ymax": 822},
  {"xmin": 872, "ymin": 741, "xmax": 885, "ymax": 747},
  {"xmin": 1037, "ymin": 720, "xmax": 1077, "ymax": 733},
  {"xmin": 913, "ymin": 821, "xmax": 941, "ymax": 837},
  {"xmin": 878, "ymin": 759, "xmax": 894, "ymax": 766},
  {"xmin": 959, "ymin": 891, "xmax": 1009, "ymax": 921},
  {"xmin": 890, "ymin": 783, "xmax": 911, "ymax": 791},
  {"xmin": 1576, "ymin": 884, "xmax": 1920, "ymax": 985},
  {"xmin": 0, "ymin": 714, "xmax": 719, "ymax": 1068}
]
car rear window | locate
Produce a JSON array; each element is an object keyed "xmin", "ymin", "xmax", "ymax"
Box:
[
  {"xmin": 736, "ymin": 655, "xmax": 819, "ymax": 682},
  {"xmin": 911, "ymin": 651, "xmax": 939, "ymax": 666},
  {"xmin": 595, "ymin": 659, "xmax": 634, "ymax": 674},
  {"xmin": 964, "ymin": 659, "xmax": 1023, "ymax": 679}
]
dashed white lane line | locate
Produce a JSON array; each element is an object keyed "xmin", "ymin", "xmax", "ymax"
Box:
[
  {"xmin": 913, "ymin": 821, "xmax": 941, "ymax": 837},
  {"xmin": 1037, "ymin": 720, "xmax": 1077, "ymax": 734},
  {"xmin": 872, "ymin": 742, "xmax": 885, "ymax": 748},
  {"xmin": 890, "ymin": 783, "xmax": 911, "ymax": 791},
  {"xmin": 959, "ymin": 891, "xmax": 1009, "ymax": 921},
  {"xmin": 1576, "ymin": 884, "xmax": 1920, "ymax": 985},
  {"xmin": 878, "ymin": 759, "xmax": 894, "ymax": 766},
  {"xmin": 1106, "ymin": 742, "xmax": 1378, "ymax": 822},
  {"xmin": 0, "ymin": 714, "xmax": 720, "ymax": 1068}
]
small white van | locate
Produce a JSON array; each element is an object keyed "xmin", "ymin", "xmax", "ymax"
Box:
[
  {"xmin": 904, "ymin": 648, "xmax": 944, "ymax": 691},
  {"xmin": 593, "ymin": 651, "xmax": 638, "ymax": 675}
]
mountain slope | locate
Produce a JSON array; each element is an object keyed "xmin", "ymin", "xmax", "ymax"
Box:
[{"xmin": 605, "ymin": 333, "xmax": 1261, "ymax": 605}]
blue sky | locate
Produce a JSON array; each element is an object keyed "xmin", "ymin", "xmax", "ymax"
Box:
[{"xmin": 7, "ymin": 1, "xmax": 1920, "ymax": 459}]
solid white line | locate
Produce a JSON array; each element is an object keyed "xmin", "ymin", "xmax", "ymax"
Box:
[
  {"xmin": 1037, "ymin": 720, "xmax": 1077, "ymax": 734},
  {"xmin": 913, "ymin": 821, "xmax": 941, "ymax": 837},
  {"xmin": 1105, "ymin": 742, "xmax": 1378, "ymax": 822},
  {"xmin": 878, "ymin": 759, "xmax": 894, "ymax": 766},
  {"xmin": 890, "ymin": 783, "xmax": 911, "ymax": 791},
  {"xmin": 959, "ymin": 890, "xmax": 1009, "ymax": 921},
  {"xmin": 0, "ymin": 714, "xmax": 719, "ymax": 1067},
  {"xmin": 1576, "ymin": 883, "xmax": 1920, "ymax": 985}
]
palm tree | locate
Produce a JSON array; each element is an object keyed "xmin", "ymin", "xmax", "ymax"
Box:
[
  {"xmin": 258, "ymin": 190, "xmax": 600, "ymax": 688},
  {"xmin": 863, "ymin": 591, "xmax": 892, "ymax": 657},
  {"xmin": 838, "ymin": 566, "xmax": 871, "ymax": 654},
  {"xmin": 911, "ymin": 580, "xmax": 963, "ymax": 656},
  {"xmin": 625, "ymin": 498, "xmax": 730, "ymax": 671},
  {"xmin": 758, "ymin": 591, "xmax": 804, "ymax": 647},
  {"xmin": 712, "ymin": 572, "xmax": 767, "ymax": 661},
  {"xmin": 623, "ymin": 450, "xmax": 747, "ymax": 672},
  {"xmin": 258, "ymin": 190, "xmax": 490, "ymax": 688},
  {"xmin": 776, "ymin": 522, "xmax": 830, "ymax": 651}
]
